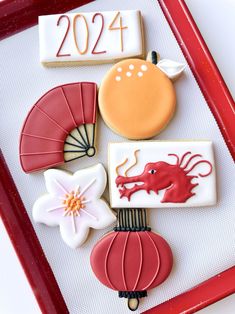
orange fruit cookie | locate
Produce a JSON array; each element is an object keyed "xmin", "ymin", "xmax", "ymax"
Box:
[{"xmin": 98, "ymin": 58, "xmax": 177, "ymax": 139}]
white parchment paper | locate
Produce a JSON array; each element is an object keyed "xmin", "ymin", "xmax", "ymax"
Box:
[{"xmin": 0, "ymin": 0, "xmax": 234, "ymax": 313}]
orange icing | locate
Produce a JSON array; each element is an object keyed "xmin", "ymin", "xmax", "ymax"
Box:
[
  {"xmin": 124, "ymin": 149, "xmax": 140, "ymax": 176},
  {"xmin": 108, "ymin": 11, "xmax": 128, "ymax": 52},
  {"xmin": 63, "ymin": 190, "xmax": 85, "ymax": 216},
  {"xmin": 115, "ymin": 157, "xmax": 128, "ymax": 176},
  {"xmin": 73, "ymin": 14, "xmax": 89, "ymax": 55},
  {"xmin": 98, "ymin": 59, "xmax": 176, "ymax": 139}
]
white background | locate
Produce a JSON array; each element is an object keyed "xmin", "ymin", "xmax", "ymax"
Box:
[{"xmin": 0, "ymin": 0, "xmax": 234, "ymax": 313}]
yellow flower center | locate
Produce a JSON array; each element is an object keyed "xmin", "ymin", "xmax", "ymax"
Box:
[{"xmin": 63, "ymin": 190, "xmax": 85, "ymax": 216}]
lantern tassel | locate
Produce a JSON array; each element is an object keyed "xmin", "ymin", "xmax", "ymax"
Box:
[{"xmin": 128, "ymin": 298, "xmax": 139, "ymax": 311}]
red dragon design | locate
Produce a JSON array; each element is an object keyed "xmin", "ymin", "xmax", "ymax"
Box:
[{"xmin": 115, "ymin": 151, "xmax": 212, "ymax": 203}]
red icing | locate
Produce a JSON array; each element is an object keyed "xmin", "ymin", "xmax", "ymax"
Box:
[
  {"xmin": 56, "ymin": 15, "xmax": 71, "ymax": 57},
  {"xmin": 91, "ymin": 13, "xmax": 107, "ymax": 54},
  {"xmin": 90, "ymin": 230, "xmax": 173, "ymax": 292},
  {"xmin": 19, "ymin": 82, "xmax": 97, "ymax": 173},
  {"xmin": 116, "ymin": 152, "xmax": 212, "ymax": 203},
  {"xmin": 80, "ymin": 83, "xmax": 97, "ymax": 123}
]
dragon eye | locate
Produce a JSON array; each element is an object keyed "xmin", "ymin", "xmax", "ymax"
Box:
[{"xmin": 148, "ymin": 169, "xmax": 156, "ymax": 174}]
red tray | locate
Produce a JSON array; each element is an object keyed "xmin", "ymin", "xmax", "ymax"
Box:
[{"xmin": 0, "ymin": 1, "xmax": 234, "ymax": 313}]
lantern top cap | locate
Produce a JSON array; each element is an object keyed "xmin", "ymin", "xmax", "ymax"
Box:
[{"xmin": 114, "ymin": 208, "xmax": 151, "ymax": 232}]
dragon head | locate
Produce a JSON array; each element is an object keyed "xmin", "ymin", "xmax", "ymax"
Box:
[{"xmin": 116, "ymin": 161, "xmax": 178, "ymax": 198}]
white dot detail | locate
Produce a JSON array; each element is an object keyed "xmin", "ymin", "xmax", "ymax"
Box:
[
  {"xmin": 141, "ymin": 65, "xmax": 148, "ymax": 71},
  {"xmin": 116, "ymin": 76, "xmax": 121, "ymax": 81},
  {"xmin": 126, "ymin": 72, "xmax": 132, "ymax": 77},
  {"xmin": 117, "ymin": 67, "xmax": 122, "ymax": 72},
  {"xmin": 129, "ymin": 64, "xmax": 134, "ymax": 70},
  {"xmin": 137, "ymin": 72, "xmax": 143, "ymax": 77}
]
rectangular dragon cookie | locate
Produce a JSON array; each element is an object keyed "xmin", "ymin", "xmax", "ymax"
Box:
[
  {"xmin": 39, "ymin": 10, "xmax": 144, "ymax": 66},
  {"xmin": 109, "ymin": 141, "xmax": 216, "ymax": 208}
]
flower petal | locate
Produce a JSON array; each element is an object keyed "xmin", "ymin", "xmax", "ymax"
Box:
[
  {"xmin": 72, "ymin": 163, "xmax": 107, "ymax": 200},
  {"xmin": 59, "ymin": 215, "xmax": 90, "ymax": 249},
  {"xmin": 33, "ymin": 194, "xmax": 64, "ymax": 226},
  {"xmin": 59, "ymin": 199, "xmax": 116, "ymax": 249},
  {"xmin": 81, "ymin": 199, "xmax": 116, "ymax": 229},
  {"xmin": 44, "ymin": 169, "xmax": 73, "ymax": 197}
]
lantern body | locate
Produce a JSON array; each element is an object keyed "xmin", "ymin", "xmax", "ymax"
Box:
[{"xmin": 90, "ymin": 230, "xmax": 173, "ymax": 294}]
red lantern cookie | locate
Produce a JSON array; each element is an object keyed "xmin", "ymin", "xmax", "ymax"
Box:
[
  {"xmin": 98, "ymin": 52, "xmax": 185, "ymax": 139},
  {"xmin": 90, "ymin": 208, "xmax": 173, "ymax": 311}
]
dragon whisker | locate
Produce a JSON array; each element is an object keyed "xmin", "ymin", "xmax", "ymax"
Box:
[
  {"xmin": 179, "ymin": 151, "xmax": 191, "ymax": 167},
  {"xmin": 182, "ymin": 154, "xmax": 202, "ymax": 170}
]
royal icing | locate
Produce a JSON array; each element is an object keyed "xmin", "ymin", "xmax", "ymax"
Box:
[
  {"xmin": 90, "ymin": 208, "xmax": 173, "ymax": 311},
  {"xmin": 20, "ymin": 82, "xmax": 97, "ymax": 173},
  {"xmin": 33, "ymin": 164, "xmax": 116, "ymax": 249},
  {"xmin": 39, "ymin": 10, "xmax": 144, "ymax": 66},
  {"xmin": 156, "ymin": 59, "xmax": 186, "ymax": 80},
  {"xmin": 98, "ymin": 58, "xmax": 177, "ymax": 139},
  {"xmin": 146, "ymin": 51, "xmax": 186, "ymax": 80},
  {"xmin": 109, "ymin": 141, "xmax": 216, "ymax": 208}
]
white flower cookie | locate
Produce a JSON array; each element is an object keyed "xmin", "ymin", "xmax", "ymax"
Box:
[{"xmin": 33, "ymin": 164, "xmax": 116, "ymax": 249}]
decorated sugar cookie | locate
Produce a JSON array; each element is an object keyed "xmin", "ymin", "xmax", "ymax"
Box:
[
  {"xmin": 109, "ymin": 141, "xmax": 216, "ymax": 208},
  {"xmin": 90, "ymin": 208, "xmax": 173, "ymax": 311},
  {"xmin": 20, "ymin": 82, "xmax": 97, "ymax": 173},
  {"xmin": 33, "ymin": 164, "xmax": 116, "ymax": 249},
  {"xmin": 98, "ymin": 51, "xmax": 185, "ymax": 139},
  {"xmin": 39, "ymin": 10, "xmax": 144, "ymax": 66}
]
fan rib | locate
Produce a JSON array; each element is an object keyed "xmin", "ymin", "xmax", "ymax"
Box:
[
  {"xmin": 80, "ymin": 84, "xmax": 90, "ymax": 146},
  {"xmin": 64, "ymin": 141, "xmax": 85, "ymax": 150},
  {"xmin": 92, "ymin": 124, "xmax": 95, "ymax": 146},
  {"xmin": 20, "ymin": 151, "xmax": 63, "ymax": 156},
  {"xmin": 76, "ymin": 127, "xmax": 89, "ymax": 147},
  {"xmin": 92, "ymin": 83, "xmax": 97, "ymax": 123},
  {"xmin": 35, "ymin": 105, "xmax": 69, "ymax": 134},
  {"xmin": 67, "ymin": 133, "xmax": 87, "ymax": 149},
  {"xmin": 83, "ymin": 124, "xmax": 90, "ymax": 147},
  {"xmin": 22, "ymin": 133, "xmax": 64, "ymax": 143},
  {"xmin": 60, "ymin": 87, "xmax": 77, "ymax": 128},
  {"xmin": 64, "ymin": 150, "xmax": 86, "ymax": 153},
  {"xmin": 79, "ymin": 83, "xmax": 85, "ymax": 124}
]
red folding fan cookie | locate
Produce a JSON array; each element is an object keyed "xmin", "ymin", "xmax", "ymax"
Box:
[{"xmin": 19, "ymin": 82, "xmax": 97, "ymax": 173}]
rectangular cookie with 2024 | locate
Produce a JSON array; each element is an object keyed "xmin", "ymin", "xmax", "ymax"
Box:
[
  {"xmin": 109, "ymin": 141, "xmax": 216, "ymax": 208},
  {"xmin": 39, "ymin": 10, "xmax": 144, "ymax": 66}
]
